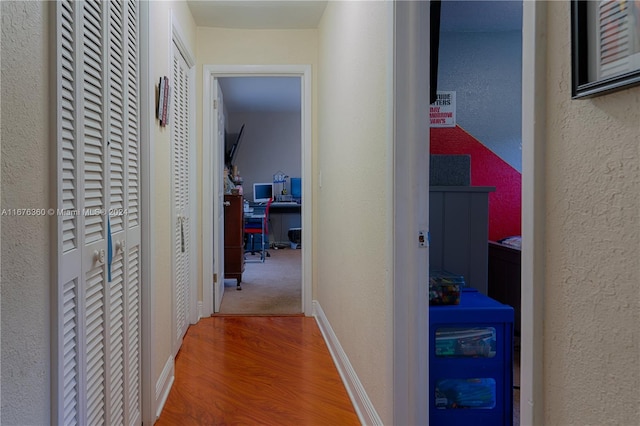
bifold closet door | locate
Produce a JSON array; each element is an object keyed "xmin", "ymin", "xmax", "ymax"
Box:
[
  {"xmin": 171, "ymin": 43, "xmax": 192, "ymax": 351},
  {"xmin": 54, "ymin": 1, "xmax": 141, "ymax": 424}
]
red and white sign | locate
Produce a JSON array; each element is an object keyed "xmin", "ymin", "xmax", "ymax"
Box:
[{"xmin": 430, "ymin": 91, "xmax": 456, "ymax": 128}]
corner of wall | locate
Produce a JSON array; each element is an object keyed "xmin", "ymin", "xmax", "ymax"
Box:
[{"xmin": 312, "ymin": 301, "xmax": 383, "ymax": 426}]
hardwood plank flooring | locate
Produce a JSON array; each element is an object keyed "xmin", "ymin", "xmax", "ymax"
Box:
[{"xmin": 155, "ymin": 316, "xmax": 360, "ymax": 426}]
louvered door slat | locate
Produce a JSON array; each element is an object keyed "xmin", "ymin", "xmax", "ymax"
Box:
[
  {"xmin": 121, "ymin": 2, "xmax": 142, "ymax": 424},
  {"xmin": 60, "ymin": 0, "xmax": 77, "ymax": 253},
  {"xmin": 127, "ymin": 71, "xmax": 139, "ymax": 227},
  {"xmin": 83, "ymin": 15, "xmax": 105, "ymax": 246},
  {"xmin": 126, "ymin": 244, "xmax": 141, "ymax": 425},
  {"xmin": 105, "ymin": 2, "xmax": 128, "ymax": 425},
  {"xmin": 62, "ymin": 278, "xmax": 79, "ymax": 426},
  {"xmin": 171, "ymin": 50, "xmax": 184, "ymax": 339},
  {"xmin": 172, "ymin": 45, "xmax": 191, "ymax": 348},
  {"xmin": 85, "ymin": 263, "xmax": 106, "ymax": 426},
  {"xmin": 109, "ymin": 0, "xmax": 125, "ymax": 233},
  {"xmin": 172, "ymin": 53, "xmax": 183, "ymax": 342},
  {"xmin": 56, "ymin": 0, "xmax": 142, "ymax": 424},
  {"xmin": 109, "ymin": 251, "xmax": 125, "ymax": 425},
  {"xmin": 180, "ymin": 54, "xmax": 190, "ymax": 328},
  {"xmin": 56, "ymin": 2, "xmax": 82, "ymax": 425}
]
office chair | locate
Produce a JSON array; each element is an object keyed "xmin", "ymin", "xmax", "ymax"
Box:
[{"xmin": 244, "ymin": 198, "xmax": 271, "ymax": 262}]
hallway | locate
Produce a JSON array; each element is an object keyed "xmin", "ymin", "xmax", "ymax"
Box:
[{"xmin": 155, "ymin": 316, "xmax": 360, "ymax": 425}]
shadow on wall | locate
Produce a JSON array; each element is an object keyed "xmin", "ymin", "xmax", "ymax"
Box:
[{"xmin": 431, "ymin": 125, "xmax": 522, "ymax": 241}]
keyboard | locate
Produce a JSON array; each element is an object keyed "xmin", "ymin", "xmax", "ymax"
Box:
[{"xmin": 271, "ymin": 201, "xmax": 300, "ymax": 206}]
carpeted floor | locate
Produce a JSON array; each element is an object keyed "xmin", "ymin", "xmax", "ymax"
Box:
[{"xmin": 218, "ymin": 248, "xmax": 302, "ymax": 315}]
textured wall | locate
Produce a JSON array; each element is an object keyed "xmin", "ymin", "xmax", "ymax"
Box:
[
  {"xmin": 317, "ymin": 1, "xmax": 392, "ymax": 422},
  {"xmin": 438, "ymin": 31, "xmax": 523, "ymax": 172},
  {"xmin": 1, "ymin": 1, "xmax": 51, "ymax": 423},
  {"xmin": 431, "ymin": 126, "xmax": 521, "ymax": 241},
  {"xmin": 544, "ymin": 3, "xmax": 640, "ymax": 425}
]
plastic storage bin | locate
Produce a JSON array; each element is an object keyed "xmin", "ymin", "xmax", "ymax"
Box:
[
  {"xmin": 435, "ymin": 326, "xmax": 497, "ymax": 358},
  {"xmin": 429, "ymin": 288, "xmax": 514, "ymax": 426},
  {"xmin": 435, "ymin": 378, "xmax": 496, "ymax": 409},
  {"xmin": 429, "ymin": 270, "xmax": 466, "ymax": 305}
]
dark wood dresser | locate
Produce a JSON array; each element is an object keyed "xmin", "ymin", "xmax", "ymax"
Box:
[
  {"xmin": 488, "ymin": 241, "xmax": 521, "ymax": 336},
  {"xmin": 224, "ymin": 194, "xmax": 244, "ymax": 288}
]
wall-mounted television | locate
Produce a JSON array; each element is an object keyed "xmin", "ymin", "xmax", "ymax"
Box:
[
  {"xmin": 253, "ymin": 182, "xmax": 273, "ymax": 203},
  {"xmin": 431, "ymin": 0, "xmax": 442, "ymax": 104},
  {"xmin": 225, "ymin": 123, "xmax": 245, "ymax": 169}
]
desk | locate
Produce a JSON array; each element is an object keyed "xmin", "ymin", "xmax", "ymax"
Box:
[
  {"xmin": 270, "ymin": 201, "xmax": 301, "ymax": 209},
  {"xmin": 250, "ymin": 202, "xmax": 301, "ymax": 247}
]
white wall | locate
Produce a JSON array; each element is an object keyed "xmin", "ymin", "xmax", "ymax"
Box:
[
  {"xmin": 228, "ymin": 111, "xmax": 301, "ymax": 199},
  {"xmin": 543, "ymin": 3, "xmax": 640, "ymax": 424},
  {"xmin": 0, "ymin": 2, "xmax": 51, "ymax": 423},
  {"xmin": 195, "ymin": 27, "xmax": 319, "ymax": 299},
  {"xmin": 148, "ymin": 0, "xmax": 197, "ymax": 396},
  {"xmin": 317, "ymin": 2, "xmax": 393, "ymax": 422}
]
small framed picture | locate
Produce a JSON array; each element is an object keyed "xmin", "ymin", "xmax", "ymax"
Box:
[
  {"xmin": 157, "ymin": 76, "xmax": 170, "ymax": 126},
  {"xmin": 571, "ymin": 0, "xmax": 640, "ymax": 98}
]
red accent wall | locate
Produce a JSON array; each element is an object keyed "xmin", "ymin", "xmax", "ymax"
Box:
[{"xmin": 430, "ymin": 125, "xmax": 521, "ymax": 241}]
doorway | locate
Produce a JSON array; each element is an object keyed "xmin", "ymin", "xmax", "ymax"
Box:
[
  {"xmin": 202, "ymin": 65, "xmax": 313, "ymax": 317},
  {"xmin": 218, "ymin": 75, "xmax": 303, "ymax": 314}
]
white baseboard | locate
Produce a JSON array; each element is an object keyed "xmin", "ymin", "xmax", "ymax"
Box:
[
  {"xmin": 197, "ymin": 300, "xmax": 204, "ymax": 320},
  {"xmin": 313, "ymin": 300, "xmax": 383, "ymax": 426},
  {"xmin": 154, "ymin": 355, "xmax": 175, "ymax": 420}
]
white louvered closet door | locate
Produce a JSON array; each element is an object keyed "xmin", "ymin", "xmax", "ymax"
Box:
[
  {"xmin": 172, "ymin": 44, "xmax": 191, "ymax": 350},
  {"xmin": 55, "ymin": 1, "xmax": 141, "ymax": 425}
]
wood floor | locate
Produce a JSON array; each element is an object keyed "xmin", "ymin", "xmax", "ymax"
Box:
[{"xmin": 155, "ymin": 316, "xmax": 360, "ymax": 426}]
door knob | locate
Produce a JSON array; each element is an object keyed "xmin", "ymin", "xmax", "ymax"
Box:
[{"xmin": 224, "ymin": 201, "xmax": 231, "ymax": 207}]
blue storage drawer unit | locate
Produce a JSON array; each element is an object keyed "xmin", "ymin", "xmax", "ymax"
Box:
[{"xmin": 429, "ymin": 288, "xmax": 514, "ymax": 426}]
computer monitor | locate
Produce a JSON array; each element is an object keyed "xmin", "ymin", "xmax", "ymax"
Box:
[
  {"xmin": 290, "ymin": 177, "xmax": 302, "ymax": 200},
  {"xmin": 253, "ymin": 182, "xmax": 273, "ymax": 203}
]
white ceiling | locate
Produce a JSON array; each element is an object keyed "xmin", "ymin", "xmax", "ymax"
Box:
[
  {"xmin": 187, "ymin": 1, "xmax": 328, "ymax": 29},
  {"xmin": 190, "ymin": 0, "xmax": 522, "ymax": 113}
]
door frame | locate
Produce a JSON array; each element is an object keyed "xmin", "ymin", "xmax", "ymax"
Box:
[
  {"xmin": 392, "ymin": 2, "xmax": 430, "ymax": 424},
  {"xmin": 393, "ymin": 2, "xmax": 544, "ymax": 424},
  {"xmin": 202, "ymin": 64, "xmax": 313, "ymax": 316},
  {"xmin": 520, "ymin": 1, "xmax": 546, "ymax": 424}
]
